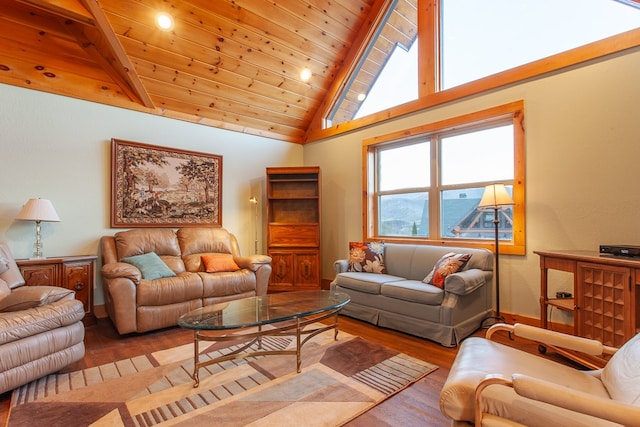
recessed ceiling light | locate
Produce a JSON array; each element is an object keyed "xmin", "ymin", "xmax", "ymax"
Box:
[
  {"xmin": 357, "ymin": 93, "xmax": 366, "ymax": 102},
  {"xmin": 300, "ymin": 68, "xmax": 312, "ymax": 82},
  {"xmin": 156, "ymin": 13, "xmax": 174, "ymax": 31}
]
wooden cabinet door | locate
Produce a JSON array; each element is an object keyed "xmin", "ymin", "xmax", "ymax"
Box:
[
  {"xmin": 63, "ymin": 261, "xmax": 92, "ymax": 319},
  {"xmin": 268, "ymin": 250, "xmax": 320, "ymax": 291},
  {"xmin": 294, "ymin": 251, "xmax": 320, "ymax": 288},
  {"xmin": 270, "ymin": 252, "xmax": 294, "ymax": 289},
  {"xmin": 20, "ymin": 264, "xmax": 59, "ymax": 286},
  {"xmin": 577, "ymin": 262, "xmax": 632, "ymax": 347}
]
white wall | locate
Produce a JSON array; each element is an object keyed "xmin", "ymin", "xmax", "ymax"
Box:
[
  {"xmin": 305, "ymin": 47, "xmax": 640, "ymax": 323},
  {"xmin": 0, "ymin": 84, "xmax": 303, "ymax": 305}
]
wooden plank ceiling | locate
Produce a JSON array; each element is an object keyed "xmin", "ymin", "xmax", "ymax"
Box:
[{"xmin": 0, "ymin": 0, "xmax": 401, "ymax": 143}]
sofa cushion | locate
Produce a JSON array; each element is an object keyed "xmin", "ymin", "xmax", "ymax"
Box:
[
  {"xmin": 200, "ymin": 269, "xmax": 257, "ymax": 298},
  {"xmin": 0, "ymin": 286, "xmax": 74, "ymax": 312},
  {"xmin": 121, "ymin": 252, "xmax": 176, "ymax": 280},
  {"xmin": 381, "ymin": 280, "xmax": 444, "ymax": 305},
  {"xmin": 201, "ymin": 254, "xmax": 240, "ymax": 273},
  {"xmin": 601, "ymin": 332, "xmax": 640, "ymax": 405},
  {"xmin": 424, "ymin": 252, "xmax": 472, "ymax": 288},
  {"xmin": 115, "ymin": 229, "xmax": 181, "ymax": 259},
  {"xmin": 177, "ymin": 227, "xmax": 235, "ymax": 256},
  {"xmin": 347, "ymin": 241, "xmax": 386, "ymax": 273},
  {"xmin": 334, "ymin": 272, "xmax": 405, "ymax": 294},
  {"xmin": 136, "ymin": 272, "xmax": 203, "ymax": 306}
]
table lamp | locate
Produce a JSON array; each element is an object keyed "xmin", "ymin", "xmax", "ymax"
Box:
[
  {"xmin": 16, "ymin": 198, "xmax": 61, "ymax": 259},
  {"xmin": 478, "ymin": 184, "xmax": 514, "ymax": 325}
]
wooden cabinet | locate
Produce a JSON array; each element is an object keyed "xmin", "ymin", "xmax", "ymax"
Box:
[
  {"xmin": 16, "ymin": 255, "xmax": 97, "ymax": 325},
  {"xmin": 267, "ymin": 167, "xmax": 321, "ymax": 292},
  {"xmin": 535, "ymin": 250, "xmax": 639, "ymax": 365},
  {"xmin": 577, "ymin": 262, "xmax": 634, "ymax": 346}
]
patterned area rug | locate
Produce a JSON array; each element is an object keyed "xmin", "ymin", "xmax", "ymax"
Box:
[{"xmin": 7, "ymin": 328, "xmax": 437, "ymax": 426}]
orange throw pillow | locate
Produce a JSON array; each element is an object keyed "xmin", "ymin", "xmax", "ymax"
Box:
[{"xmin": 201, "ymin": 254, "xmax": 240, "ymax": 273}]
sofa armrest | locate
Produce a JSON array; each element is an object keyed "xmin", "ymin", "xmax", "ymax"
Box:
[
  {"xmin": 444, "ymin": 269, "xmax": 490, "ymax": 295},
  {"xmin": 333, "ymin": 259, "xmax": 348, "ymax": 274},
  {"xmin": 487, "ymin": 323, "xmax": 618, "ymax": 356},
  {"xmin": 475, "ymin": 373, "xmax": 640, "ymax": 426},
  {"xmin": 235, "ymin": 254, "xmax": 272, "ymax": 272},
  {"xmin": 101, "ymin": 262, "xmax": 141, "ymax": 284},
  {"xmin": 0, "ymin": 298, "xmax": 85, "ymax": 345},
  {"xmin": 512, "ymin": 374, "xmax": 640, "ymax": 425}
]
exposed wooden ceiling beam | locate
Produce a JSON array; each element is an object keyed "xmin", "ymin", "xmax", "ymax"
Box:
[
  {"xmin": 17, "ymin": 0, "xmax": 94, "ymax": 24},
  {"xmin": 79, "ymin": 0, "xmax": 154, "ymax": 107},
  {"xmin": 303, "ymin": 0, "xmax": 393, "ymax": 142}
]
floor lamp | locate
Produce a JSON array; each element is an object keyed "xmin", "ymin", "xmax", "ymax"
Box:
[
  {"xmin": 478, "ymin": 184, "xmax": 514, "ymax": 327},
  {"xmin": 249, "ymin": 196, "xmax": 259, "ymax": 254}
]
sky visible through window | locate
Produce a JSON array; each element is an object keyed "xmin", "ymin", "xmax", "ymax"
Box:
[
  {"xmin": 364, "ymin": 0, "xmax": 639, "ymax": 196},
  {"xmin": 356, "ymin": 0, "xmax": 640, "ymax": 118}
]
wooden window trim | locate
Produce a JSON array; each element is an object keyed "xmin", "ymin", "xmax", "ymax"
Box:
[
  {"xmin": 304, "ymin": 0, "xmax": 640, "ymax": 143},
  {"xmin": 362, "ymin": 100, "xmax": 526, "ymax": 255}
]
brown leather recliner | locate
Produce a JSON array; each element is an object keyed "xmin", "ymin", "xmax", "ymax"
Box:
[
  {"xmin": 0, "ymin": 243, "xmax": 85, "ymax": 394},
  {"xmin": 100, "ymin": 227, "xmax": 272, "ymax": 334}
]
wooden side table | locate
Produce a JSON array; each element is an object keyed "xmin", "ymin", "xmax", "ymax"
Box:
[
  {"xmin": 16, "ymin": 255, "xmax": 97, "ymax": 325},
  {"xmin": 535, "ymin": 250, "xmax": 640, "ymax": 368}
]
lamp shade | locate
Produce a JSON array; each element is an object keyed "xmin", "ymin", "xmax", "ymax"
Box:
[
  {"xmin": 16, "ymin": 198, "xmax": 61, "ymax": 222},
  {"xmin": 478, "ymin": 184, "xmax": 514, "ymax": 208}
]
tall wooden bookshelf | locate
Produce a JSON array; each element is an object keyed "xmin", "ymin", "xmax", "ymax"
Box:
[{"xmin": 266, "ymin": 166, "xmax": 321, "ymax": 292}]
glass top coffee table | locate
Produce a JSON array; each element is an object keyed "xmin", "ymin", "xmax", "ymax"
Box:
[{"xmin": 178, "ymin": 290, "xmax": 350, "ymax": 387}]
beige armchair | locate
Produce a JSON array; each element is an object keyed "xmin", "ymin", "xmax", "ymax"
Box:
[
  {"xmin": 0, "ymin": 243, "xmax": 85, "ymax": 393},
  {"xmin": 440, "ymin": 323, "xmax": 640, "ymax": 426}
]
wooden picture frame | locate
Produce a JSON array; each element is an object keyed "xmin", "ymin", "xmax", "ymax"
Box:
[{"xmin": 111, "ymin": 139, "xmax": 222, "ymax": 228}]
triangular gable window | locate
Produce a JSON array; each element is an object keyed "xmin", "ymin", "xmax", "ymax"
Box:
[
  {"xmin": 326, "ymin": 0, "xmax": 418, "ymax": 128},
  {"xmin": 322, "ymin": 0, "xmax": 640, "ymax": 130}
]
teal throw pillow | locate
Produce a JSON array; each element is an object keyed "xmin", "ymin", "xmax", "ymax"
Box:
[{"xmin": 121, "ymin": 252, "xmax": 176, "ymax": 280}]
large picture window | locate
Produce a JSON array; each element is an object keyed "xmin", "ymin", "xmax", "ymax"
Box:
[{"xmin": 364, "ymin": 101, "xmax": 525, "ymax": 254}]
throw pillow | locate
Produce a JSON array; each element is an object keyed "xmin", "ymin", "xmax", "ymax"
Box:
[
  {"xmin": 121, "ymin": 252, "xmax": 176, "ymax": 280},
  {"xmin": 347, "ymin": 241, "xmax": 386, "ymax": 273},
  {"xmin": 0, "ymin": 286, "xmax": 73, "ymax": 312},
  {"xmin": 423, "ymin": 252, "xmax": 472, "ymax": 288},
  {"xmin": 201, "ymin": 254, "xmax": 240, "ymax": 273}
]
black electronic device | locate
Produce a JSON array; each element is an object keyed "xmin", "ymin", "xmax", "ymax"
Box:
[
  {"xmin": 556, "ymin": 291, "xmax": 572, "ymax": 299},
  {"xmin": 599, "ymin": 245, "xmax": 640, "ymax": 257}
]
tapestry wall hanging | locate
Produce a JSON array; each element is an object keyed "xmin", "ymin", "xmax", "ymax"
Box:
[{"xmin": 111, "ymin": 139, "xmax": 222, "ymax": 228}]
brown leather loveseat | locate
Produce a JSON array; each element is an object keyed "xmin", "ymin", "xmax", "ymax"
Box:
[
  {"xmin": 0, "ymin": 243, "xmax": 85, "ymax": 394},
  {"xmin": 100, "ymin": 227, "xmax": 272, "ymax": 334}
]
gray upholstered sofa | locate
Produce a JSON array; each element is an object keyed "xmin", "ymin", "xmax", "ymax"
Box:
[{"xmin": 330, "ymin": 243, "xmax": 494, "ymax": 347}]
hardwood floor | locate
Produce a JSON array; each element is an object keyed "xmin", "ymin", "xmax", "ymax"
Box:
[{"xmin": 0, "ymin": 316, "xmax": 576, "ymax": 426}]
